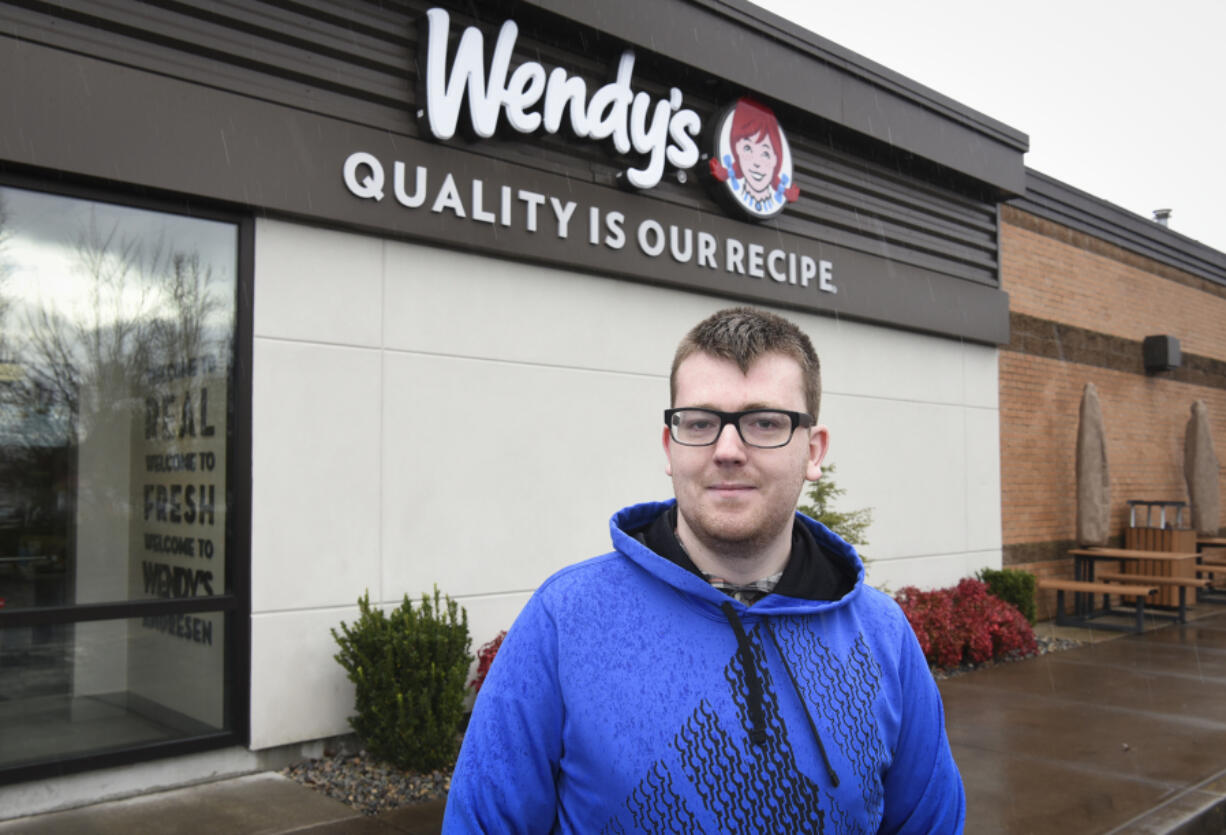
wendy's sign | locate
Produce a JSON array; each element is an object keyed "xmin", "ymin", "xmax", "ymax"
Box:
[
  {"xmin": 708, "ymin": 98, "xmax": 800, "ymax": 220},
  {"xmin": 419, "ymin": 7, "xmax": 701, "ymax": 191},
  {"xmin": 417, "ymin": 8, "xmax": 799, "ymax": 222}
]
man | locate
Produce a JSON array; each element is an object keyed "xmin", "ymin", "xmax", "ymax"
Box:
[{"xmin": 445, "ymin": 307, "xmax": 964, "ymax": 833}]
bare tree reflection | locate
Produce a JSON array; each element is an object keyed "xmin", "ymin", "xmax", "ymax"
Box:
[
  {"xmin": 0, "ymin": 196, "xmax": 74, "ymax": 607},
  {"xmin": 14, "ymin": 213, "xmax": 230, "ymax": 434},
  {"xmin": 0, "ymin": 195, "xmax": 16, "ymax": 382},
  {"xmin": 0, "ymin": 199, "xmax": 232, "ymax": 606},
  {"xmin": 19, "ymin": 213, "xmax": 155, "ymax": 436},
  {"xmin": 147, "ymin": 252, "xmax": 225, "ymax": 379},
  {"xmin": 0, "ymin": 196, "xmax": 19, "ymax": 544}
]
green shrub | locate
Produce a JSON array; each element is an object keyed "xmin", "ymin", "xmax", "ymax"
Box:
[
  {"xmin": 331, "ymin": 587, "xmax": 472, "ymax": 771},
  {"xmin": 976, "ymin": 567, "xmax": 1037, "ymax": 625}
]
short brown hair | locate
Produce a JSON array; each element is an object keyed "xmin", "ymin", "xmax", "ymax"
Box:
[{"xmin": 670, "ymin": 306, "xmax": 822, "ymax": 417}]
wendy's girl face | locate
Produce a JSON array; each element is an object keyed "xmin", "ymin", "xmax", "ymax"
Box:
[
  {"xmin": 735, "ymin": 131, "xmax": 777, "ymax": 198},
  {"xmin": 712, "ymin": 97, "xmax": 797, "ymax": 219}
]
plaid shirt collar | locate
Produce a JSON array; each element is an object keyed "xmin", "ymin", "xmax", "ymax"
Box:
[{"xmin": 700, "ymin": 570, "xmax": 785, "ymax": 605}]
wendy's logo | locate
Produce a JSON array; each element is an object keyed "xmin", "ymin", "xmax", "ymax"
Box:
[{"xmin": 708, "ymin": 98, "xmax": 800, "ymax": 221}]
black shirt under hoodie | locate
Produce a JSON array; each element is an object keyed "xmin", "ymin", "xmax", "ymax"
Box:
[{"xmin": 635, "ymin": 506, "xmax": 857, "ymax": 603}]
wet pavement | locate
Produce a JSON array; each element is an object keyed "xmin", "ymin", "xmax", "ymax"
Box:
[
  {"xmin": 948, "ymin": 609, "xmax": 1226, "ymax": 833},
  {"xmin": 6, "ymin": 609, "xmax": 1226, "ymax": 834}
]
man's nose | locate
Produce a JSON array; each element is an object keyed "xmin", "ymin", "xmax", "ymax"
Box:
[{"xmin": 712, "ymin": 422, "xmax": 748, "ymax": 461}]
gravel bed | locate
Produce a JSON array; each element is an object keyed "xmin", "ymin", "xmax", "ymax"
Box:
[
  {"xmin": 285, "ymin": 637, "xmax": 1082, "ymax": 814},
  {"xmin": 281, "ymin": 750, "xmax": 451, "ymax": 816}
]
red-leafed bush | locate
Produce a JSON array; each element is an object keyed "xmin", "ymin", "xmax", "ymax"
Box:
[
  {"xmin": 468, "ymin": 630, "xmax": 507, "ymax": 695},
  {"xmin": 896, "ymin": 578, "xmax": 1037, "ymax": 670}
]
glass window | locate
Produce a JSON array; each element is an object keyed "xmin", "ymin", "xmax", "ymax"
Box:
[
  {"xmin": 0, "ymin": 614, "xmax": 231, "ymax": 769},
  {"xmin": 0, "ymin": 185, "xmax": 239, "ymax": 774}
]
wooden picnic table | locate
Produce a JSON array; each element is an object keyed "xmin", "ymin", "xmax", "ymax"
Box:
[
  {"xmin": 1067, "ymin": 547, "xmax": 1201, "ymax": 624},
  {"xmin": 1068, "ymin": 547, "xmax": 1200, "ymax": 582}
]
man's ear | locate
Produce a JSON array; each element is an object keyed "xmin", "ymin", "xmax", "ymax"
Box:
[
  {"xmin": 805, "ymin": 424, "xmax": 829, "ymax": 481},
  {"xmin": 662, "ymin": 425, "xmax": 674, "ymax": 476}
]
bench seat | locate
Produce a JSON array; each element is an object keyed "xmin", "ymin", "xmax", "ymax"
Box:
[
  {"xmin": 1037, "ymin": 578, "xmax": 1157, "ymax": 596},
  {"xmin": 1037, "ymin": 577, "xmax": 1158, "ymax": 632},
  {"xmin": 1093, "ymin": 572, "xmax": 1209, "ymax": 587},
  {"xmin": 1194, "ymin": 556, "xmax": 1226, "ymax": 602},
  {"xmin": 1094, "ymin": 572, "xmax": 1209, "ymax": 623}
]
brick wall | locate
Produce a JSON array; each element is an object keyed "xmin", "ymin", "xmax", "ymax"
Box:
[
  {"xmin": 1001, "ymin": 210, "xmax": 1226, "ymax": 363},
  {"xmin": 999, "ymin": 210, "xmax": 1226, "ymax": 620},
  {"xmin": 1000, "ymin": 352, "xmax": 1226, "ymax": 547}
]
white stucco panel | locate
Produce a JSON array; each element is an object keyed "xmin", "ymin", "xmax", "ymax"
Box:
[
  {"xmin": 251, "ymin": 339, "xmax": 383, "ymax": 612},
  {"xmin": 254, "ymin": 218, "xmax": 384, "ymax": 347},
  {"xmin": 246, "ymin": 223, "xmax": 1004, "ymax": 750}
]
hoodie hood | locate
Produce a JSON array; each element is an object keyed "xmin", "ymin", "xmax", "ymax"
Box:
[{"xmin": 609, "ymin": 499, "xmax": 865, "ymax": 619}]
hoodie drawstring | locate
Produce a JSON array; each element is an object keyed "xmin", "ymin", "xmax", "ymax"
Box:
[
  {"xmin": 720, "ymin": 602, "xmax": 841, "ymax": 788},
  {"xmin": 721, "ymin": 602, "xmax": 768, "ymax": 745}
]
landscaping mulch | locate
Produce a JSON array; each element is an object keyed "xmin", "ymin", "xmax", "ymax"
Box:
[{"xmin": 281, "ymin": 750, "xmax": 451, "ymax": 817}]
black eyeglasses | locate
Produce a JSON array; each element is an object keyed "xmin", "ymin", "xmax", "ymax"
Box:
[{"xmin": 664, "ymin": 408, "xmax": 814, "ymax": 449}]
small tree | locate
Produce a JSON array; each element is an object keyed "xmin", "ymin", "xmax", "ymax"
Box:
[
  {"xmin": 798, "ymin": 462, "xmax": 873, "ymax": 546},
  {"xmin": 332, "ymin": 587, "xmax": 472, "ymax": 772}
]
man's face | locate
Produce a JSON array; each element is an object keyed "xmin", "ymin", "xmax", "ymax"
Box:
[{"xmin": 664, "ymin": 351, "xmax": 828, "ymax": 557}]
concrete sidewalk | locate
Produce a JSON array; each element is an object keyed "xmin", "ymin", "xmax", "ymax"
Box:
[
  {"xmin": 0, "ymin": 772, "xmax": 446, "ymax": 834},
  {"xmin": 7, "ymin": 610, "xmax": 1226, "ymax": 834}
]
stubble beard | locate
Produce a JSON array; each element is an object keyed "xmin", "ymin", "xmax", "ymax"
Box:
[{"xmin": 678, "ymin": 493, "xmax": 798, "ymax": 565}]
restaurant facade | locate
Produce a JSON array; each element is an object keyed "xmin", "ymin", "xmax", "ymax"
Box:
[
  {"xmin": 997, "ymin": 172, "xmax": 1226, "ymax": 618},
  {"xmin": 0, "ymin": 0, "xmax": 1218, "ymax": 815}
]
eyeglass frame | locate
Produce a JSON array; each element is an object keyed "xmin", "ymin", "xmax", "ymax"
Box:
[{"xmin": 663, "ymin": 407, "xmax": 815, "ymax": 449}]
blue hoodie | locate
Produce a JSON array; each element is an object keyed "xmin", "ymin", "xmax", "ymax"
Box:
[{"xmin": 445, "ymin": 501, "xmax": 964, "ymax": 833}]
